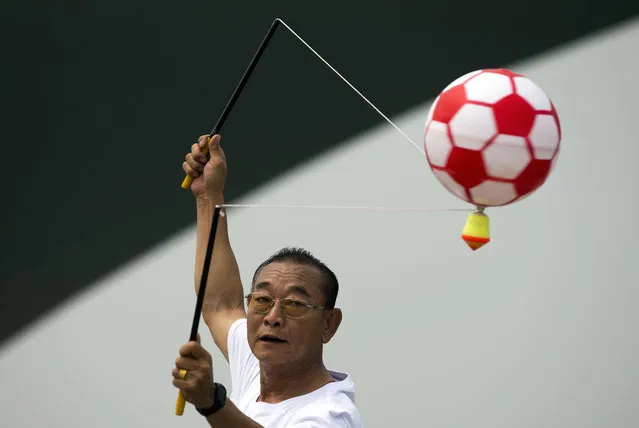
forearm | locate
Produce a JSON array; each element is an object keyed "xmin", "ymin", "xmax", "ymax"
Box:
[
  {"xmin": 205, "ymin": 399, "xmax": 263, "ymax": 428},
  {"xmin": 194, "ymin": 196, "xmax": 244, "ymax": 322}
]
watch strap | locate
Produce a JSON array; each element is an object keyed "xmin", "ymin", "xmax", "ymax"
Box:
[{"xmin": 196, "ymin": 382, "xmax": 227, "ymax": 417}]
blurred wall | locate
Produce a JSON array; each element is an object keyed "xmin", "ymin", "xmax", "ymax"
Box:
[
  {"xmin": 2, "ymin": 0, "xmax": 637, "ymax": 345},
  {"xmin": 1, "ymin": 2, "xmax": 639, "ymax": 428}
]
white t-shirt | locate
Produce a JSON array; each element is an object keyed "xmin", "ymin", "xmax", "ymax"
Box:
[{"xmin": 227, "ymin": 318, "xmax": 362, "ymax": 427}]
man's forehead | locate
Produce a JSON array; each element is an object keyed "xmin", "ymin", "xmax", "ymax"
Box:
[{"xmin": 254, "ymin": 262, "xmax": 322, "ymax": 293}]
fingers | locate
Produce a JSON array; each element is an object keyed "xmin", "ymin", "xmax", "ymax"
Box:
[
  {"xmin": 183, "ymin": 140, "xmax": 208, "ymax": 178},
  {"xmin": 171, "ymin": 339, "xmax": 215, "ymax": 408},
  {"xmin": 171, "ymin": 368, "xmax": 192, "ymax": 389},
  {"xmin": 174, "ymin": 356, "xmax": 201, "ymax": 372},
  {"xmin": 197, "ymin": 134, "xmax": 214, "ymax": 154},
  {"xmin": 192, "ymin": 141, "xmax": 209, "ymax": 164},
  {"xmin": 183, "ymin": 156, "xmax": 202, "ymax": 178},
  {"xmin": 172, "ymin": 368, "xmax": 188, "ymax": 380},
  {"xmin": 208, "ymin": 134, "xmax": 221, "ymax": 152},
  {"xmin": 172, "ymin": 352, "xmax": 210, "ymax": 388},
  {"xmin": 179, "ymin": 341, "xmax": 212, "ymax": 362},
  {"xmin": 197, "ymin": 134, "xmax": 222, "ymax": 155},
  {"xmin": 171, "ymin": 359, "xmax": 211, "ymax": 389},
  {"xmin": 183, "ymin": 134, "xmax": 223, "ymax": 178}
]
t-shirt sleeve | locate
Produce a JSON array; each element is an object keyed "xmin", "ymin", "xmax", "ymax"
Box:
[
  {"xmin": 288, "ymin": 413, "xmax": 360, "ymax": 427},
  {"xmin": 288, "ymin": 400, "xmax": 362, "ymax": 427},
  {"xmin": 226, "ymin": 318, "xmax": 259, "ymax": 400}
]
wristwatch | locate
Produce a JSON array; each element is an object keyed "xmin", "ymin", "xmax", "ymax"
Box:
[{"xmin": 196, "ymin": 382, "xmax": 227, "ymax": 417}]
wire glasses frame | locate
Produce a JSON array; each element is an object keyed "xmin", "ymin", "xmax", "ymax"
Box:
[{"xmin": 245, "ymin": 292, "xmax": 328, "ymax": 319}]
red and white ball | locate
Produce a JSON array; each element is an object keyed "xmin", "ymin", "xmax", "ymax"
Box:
[{"xmin": 423, "ymin": 68, "xmax": 561, "ymax": 207}]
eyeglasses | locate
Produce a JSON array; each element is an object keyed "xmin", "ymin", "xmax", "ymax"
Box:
[{"xmin": 245, "ymin": 292, "xmax": 327, "ymax": 319}]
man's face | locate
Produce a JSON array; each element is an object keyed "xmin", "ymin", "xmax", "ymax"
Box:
[{"xmin": 246, "ymin": 261, "xmax": 340, "ymax": 366}]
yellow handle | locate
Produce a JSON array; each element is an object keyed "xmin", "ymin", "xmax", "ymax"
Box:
[
  {"xmin": 175, "ymin": 369, "xmax": 188, "ymax": 415},
  {"xmin": 181, "ymin": 175, "xmax": 194, "ymax": 189},
  {"xmin": 181, "ymin": 139, "xmax": 211, "ymax": 189}
]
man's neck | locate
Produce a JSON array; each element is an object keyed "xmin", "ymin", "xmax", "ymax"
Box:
[{"xmin": 257, "ymin": 358, "xmax": 334, "ymax": 404}]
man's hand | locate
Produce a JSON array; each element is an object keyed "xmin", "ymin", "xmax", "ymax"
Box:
[
  {"xmin": 182, "ymin": 134, "xmax": 227, "ymax": 201},
  {"xmin": 172, "ymin": 335, "xmax": 216, "ymax": 409}
]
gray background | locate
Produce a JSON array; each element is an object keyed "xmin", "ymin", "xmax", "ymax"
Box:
[{"xmin": 2, "ymin": 16, "xmax": 638, "ymax": 427}]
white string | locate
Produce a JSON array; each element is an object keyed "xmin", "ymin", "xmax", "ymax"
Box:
[
  {"xmin": 211, "ymin": 21, "xmax": 463, "ymax": 217},
  {"xmin": 217, "ymin": 203, "xmax": 470, "ymax": 212},
  {"xmin": 276, "ymin": 18, "xmax": 425, "ymax": 156}
]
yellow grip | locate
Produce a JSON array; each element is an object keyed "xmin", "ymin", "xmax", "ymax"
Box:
[
  {"xmin": 181, "ymin": 139, "xmax": 211, "ymax": 189},
  {"xmin": 175, "ymin": 369, "xmax": 188, "ymax": 415},
  {"xmin": 181, "ymin": 175, "xmax": 194, "ymax": 189}
]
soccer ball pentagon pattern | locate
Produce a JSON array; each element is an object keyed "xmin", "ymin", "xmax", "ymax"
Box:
[{"xmin": 423, "ymin": 68, "xmax": 561, "ymax": 207}]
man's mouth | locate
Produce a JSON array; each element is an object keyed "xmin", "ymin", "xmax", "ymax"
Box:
[{"xmin": 259, "ymin": 334, "xmax": 287, "ymax": 343}]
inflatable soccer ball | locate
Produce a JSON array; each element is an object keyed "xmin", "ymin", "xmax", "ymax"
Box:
[{"xmin": 423, "ymin": 68, "xmax": 561, "ymax": 207}]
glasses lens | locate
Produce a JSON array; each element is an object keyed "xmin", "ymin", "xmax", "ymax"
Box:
[
  {"xmin": 281, "ymin": 299, "xmax": 309, "ymax": 318},
  {"xmin": 250, "ymin": 294, "xmax": 274, "ymax": 313},
  {"xmin": 248, "ymin": 294, "xmax": 311, "ymax": 318}
]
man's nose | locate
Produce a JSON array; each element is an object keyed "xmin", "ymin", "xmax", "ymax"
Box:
[{"xmin": 263, "ymin": 302, "xmax": 284, "ymax": 326}]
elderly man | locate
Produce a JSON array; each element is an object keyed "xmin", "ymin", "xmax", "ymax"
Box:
[{"xmin": 173, "ymin": 134, "xmax": 362, "ymax": 427}]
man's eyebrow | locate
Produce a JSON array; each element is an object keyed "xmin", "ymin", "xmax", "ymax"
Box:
[
  {"xmin": 253, "ymin": 281, "xmax": 271, "ymax": 291},
  {"xmin": 286, "ymin": 285, "xmax": 311, "ymax": 298}
]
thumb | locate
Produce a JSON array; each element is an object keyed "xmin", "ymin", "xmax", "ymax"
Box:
[
  {"xmin": 196, "ymin": 333, "xmax": 201, "ymax": 343},
  {"xmin": 208, "ymin": 134, "xmax": 222, "ymax": 154}
]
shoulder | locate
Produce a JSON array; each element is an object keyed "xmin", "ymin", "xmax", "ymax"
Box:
[
  {"xmin": 227, "ymin": 317, "xmax": 260, "ymax": 403},
  {"xmin": 228, "ymin": 316, "xmax": 247, "ymax": 338},
  {"xmin": 226, "ymin": 317, "xmax": 250, "ymax": 362},
  {"xmin": 205, "ymin": 307, "xmax": 246, "ymax": 361},
  {"xmin": 291, "ymin": 372, "xmax": 362, "ymax": 428},
  {"xmin": 291, "ymin": 402, "xmax": 362, "ymax": 428},
  {"xmin": 227, "ymin": 317, "xmax": 254, "ymax": 364}
]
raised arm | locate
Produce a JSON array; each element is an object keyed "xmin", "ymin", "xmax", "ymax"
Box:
[{"xmin": 183, "ymin": 134, "xmax": 246, "ymax": 361}]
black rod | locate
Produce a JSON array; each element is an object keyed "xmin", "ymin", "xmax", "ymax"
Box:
[
  {"xmin": 187, "ymin": 18, "xmax": 282, "ymax": 336},
  {"xmin": 189, "ymin": 206, "xmax": 222, "ymax": 341},
  {"xmin": 182, "ymin": 18, "xmax": 282, "ymax": 189},
  {"xmin": 209, "ymin": 18, "xmax": 282, "ymax": 136},
  {"xmin": 177, "ymin": 19, "xmax": 283, "ymax": 415}
]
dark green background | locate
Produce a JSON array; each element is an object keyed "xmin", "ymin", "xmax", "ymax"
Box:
[{"xmin": 1, "ymin": 1, "xmax": 637, "ymax": 344}]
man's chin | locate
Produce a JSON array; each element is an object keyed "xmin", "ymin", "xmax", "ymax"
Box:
[{"xmin": 253, "ymin": 342, "xmax": 292, "ymax": 363}]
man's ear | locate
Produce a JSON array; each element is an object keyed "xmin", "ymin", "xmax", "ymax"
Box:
[{"xmin": 322, "ymin": 308, "xmax": 343, "ymax": 344}]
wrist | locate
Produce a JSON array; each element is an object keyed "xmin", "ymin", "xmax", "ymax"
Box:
[
  {"xmin": 196, "ymin": 382, "xmax": 227, "ymax": 417},
  {"xmin": 196, "ymin": 193, "xmax": 224, "ymax": 209}
]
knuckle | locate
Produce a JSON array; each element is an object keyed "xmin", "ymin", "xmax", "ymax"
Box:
[
  {"xmin": 182, "ymin": 162, "xmax": 191, "ymax": 174},
  {"xmin": 186, "ymin": 155, "xmax": 203, "ymax": 170}
]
